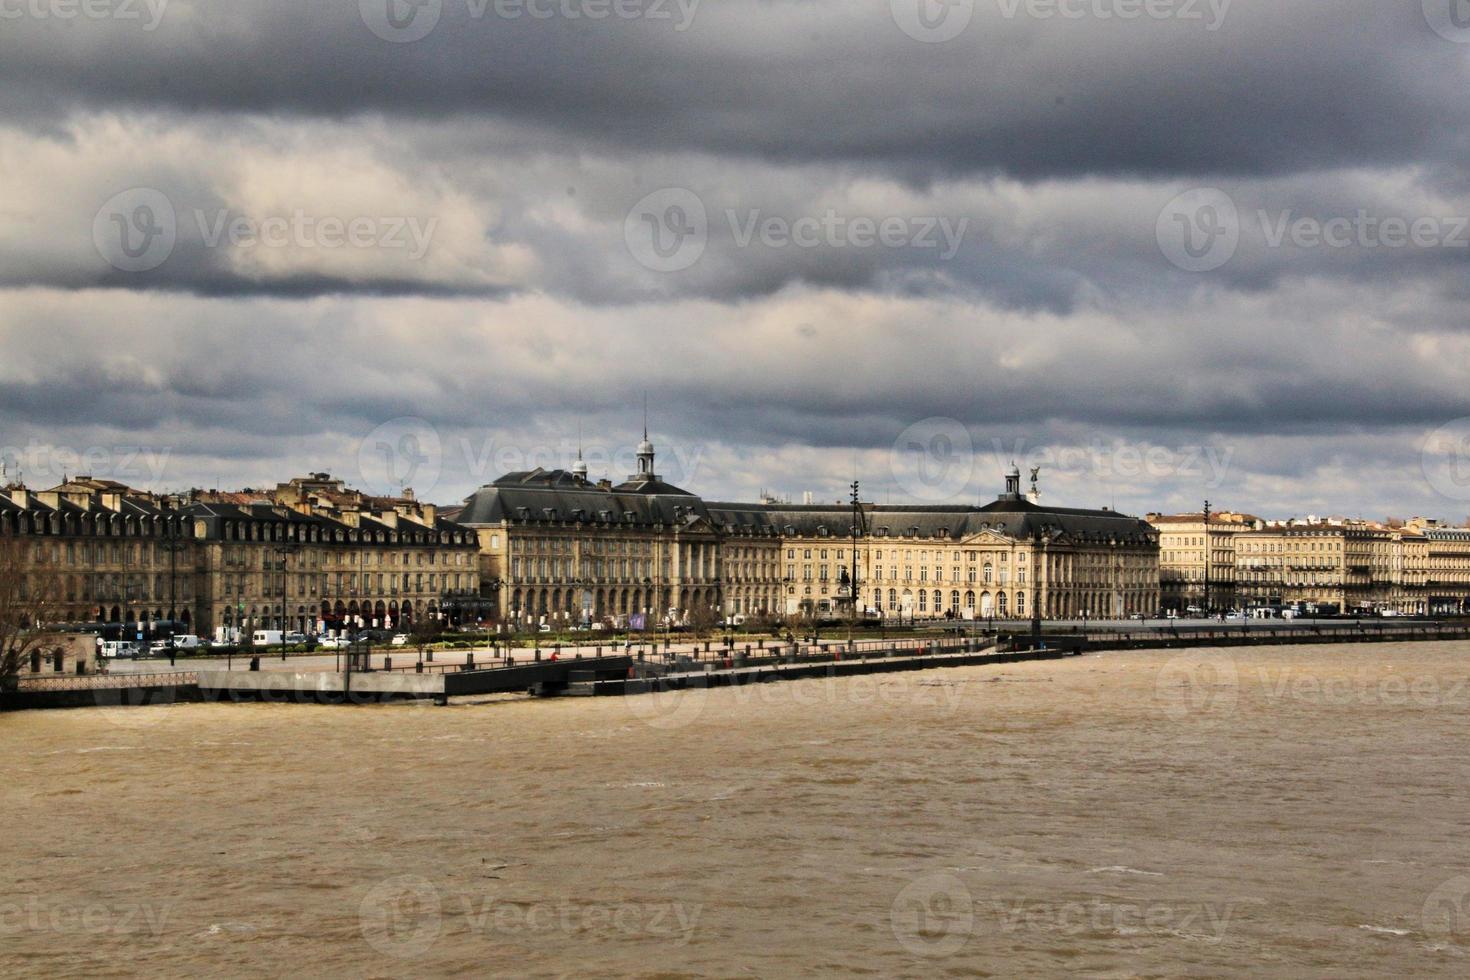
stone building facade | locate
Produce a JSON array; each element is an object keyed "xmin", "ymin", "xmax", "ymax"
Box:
[
  {"xmin": 0, "ymin": 475, "xmax": 482, "ymax": 638},
  {"xmin": 454, "ymin": 438, "xmax": 1160, "ymax": 625}
]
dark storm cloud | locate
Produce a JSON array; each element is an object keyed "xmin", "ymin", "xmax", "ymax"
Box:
[
  {"xmin": 1, "ymin": 1, "xmax": 1466, "ymax": 182},
  {"xmin": 5, "ymin": 0, "xmax": 1470, "ymax": 517}
]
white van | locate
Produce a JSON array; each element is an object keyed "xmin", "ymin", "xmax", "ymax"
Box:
[
  {"xmin": 99, "ymin": 640, "xmax": 141, "ymax": 659},
  {"xmin": 252, "ymin": 630, "xmax": 285, "ymax": 647}
]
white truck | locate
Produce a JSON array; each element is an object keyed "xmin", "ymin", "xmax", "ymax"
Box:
[
  {"xmin": 98, "ymin": 640, "xmax": 142, "ymax": 659},
  {"xmin": 251, "ymin": 630, "xmax": 285, "ymax": 647}
]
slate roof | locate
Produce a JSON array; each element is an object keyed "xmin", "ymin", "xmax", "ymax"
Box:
[
  {"xmin": 455, "ymin": 469, "xmax": 716, "ymax": 530},
  {"xmin": 459, "ymin": 471, "xmax": 1157, "ymax": 547}
]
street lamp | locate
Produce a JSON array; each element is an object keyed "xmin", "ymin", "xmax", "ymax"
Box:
[{"xmin": 274, "ymin": 543, "xmax": 298, "ymax": 661}]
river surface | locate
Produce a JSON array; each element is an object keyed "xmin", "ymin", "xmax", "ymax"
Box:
[{"xmin": 5, "ymin": 641, "xmax": 1470, "ymax": 977}]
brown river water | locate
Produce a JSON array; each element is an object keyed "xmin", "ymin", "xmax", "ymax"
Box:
[{"xmin": 5, "ymin": 642, "xmax": 1470, "ymax": 978}]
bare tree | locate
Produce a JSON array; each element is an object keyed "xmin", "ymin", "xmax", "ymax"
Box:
[
  {"xmin": 410, "ymin": 614, "xmax": 440, "ymax": 659},
  {"xmin": 0, "ymin": 532, "xmax": 66, "ymax": 685}
]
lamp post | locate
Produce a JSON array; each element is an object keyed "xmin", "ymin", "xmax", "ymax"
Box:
[
  {"xmin": 274, "ymin": 543, "xmax": 298, "ymax": 661},
  {"xmin": 1202, "ymin": 499, "xmax": 1211, "ymax": 617}
]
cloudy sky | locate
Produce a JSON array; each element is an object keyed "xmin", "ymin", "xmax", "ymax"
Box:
[{"xmin": 4, "ymin": 0, "xmax": 1470, "ymax": 520}]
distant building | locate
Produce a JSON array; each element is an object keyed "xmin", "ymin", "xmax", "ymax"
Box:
[
  {"xmin": 1147, "ymin": 510, "xmax": 1258, "ymax": 612},
  {"xmin": 455, "ymin": 440, "xmax": 1161, "ymax": 625},
  {"xmin": 0, "ymin": 474, "xmax": 483, "ymax": 638}
]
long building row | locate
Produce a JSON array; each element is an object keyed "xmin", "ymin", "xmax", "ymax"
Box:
[
  {"xmin": 5, "ymin": 434, "xmax": 1469, "ymax": 635},
  {"xmin": 1148, "ymin": 510, "xmax": 1470, "ymax": 615}
]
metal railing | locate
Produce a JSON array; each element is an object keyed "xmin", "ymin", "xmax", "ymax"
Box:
[{"xmin": 14, "ymin": 671, "xmax": 198, "ymax": 692}]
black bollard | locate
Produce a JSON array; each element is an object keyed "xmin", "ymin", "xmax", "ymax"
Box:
[
  {"xmin": 385, "ymin": 656, "xmax": 392, "ymax": 671},
  {"xmin": 250, "ymin": 656, "xmax": 260, "ymax": 672},
  {"xmin": 416, "ymin": 662, "xmax": 424, "ymax": 674}
]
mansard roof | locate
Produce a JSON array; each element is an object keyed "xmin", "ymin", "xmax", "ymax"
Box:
[
  {"xmin": 457, "ymin": 466, "xmax": 1157, "ymax": 545},
  {"xmin": 457, "ymin": 469, "xmax": 712, "ymax": 529}
]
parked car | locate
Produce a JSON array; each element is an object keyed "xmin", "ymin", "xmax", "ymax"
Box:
[
  {"xmin": 390, "ymin": 634, "xmax": 409, "ymax": 646},
  {"xmin": 318, "ymin": 636, "xmax": 350, "ymax": 650}
]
